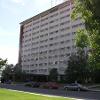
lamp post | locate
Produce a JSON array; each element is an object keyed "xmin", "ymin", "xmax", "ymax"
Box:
[{"xmin": 11, "ymin": 69, "xmax": 15, "ymax": 82}]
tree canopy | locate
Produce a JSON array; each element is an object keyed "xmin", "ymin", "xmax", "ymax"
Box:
[
  {"xmin": 75, "ymin": 29, "xmax": 89, "ymax": 49},
  {"xmin": 72, "ymin": 0, "xmax": 100, "ymax": 70},
  {"xmin": 70, "ymin": 0, "xmax": 100, "ymax": 83},
  {"xmin": 49, "ymin": 68, "xmax": 58, "ymax": 82},
  {"xmin": 0, "ymin": 58, "xmax": 7, "ymax": 69},
  {"xmin": 65, "ymin": 51, "xmax": 89, "ymax": 83}
]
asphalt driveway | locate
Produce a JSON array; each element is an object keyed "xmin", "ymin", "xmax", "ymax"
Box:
[{"xmin": 0, "ymin": 83, "xmax": 100, "ymax": 100}]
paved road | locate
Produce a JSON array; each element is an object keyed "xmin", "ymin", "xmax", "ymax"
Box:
[{"xmin": 0, "ymin": 83, "xmax": 100, "ymax": 100}]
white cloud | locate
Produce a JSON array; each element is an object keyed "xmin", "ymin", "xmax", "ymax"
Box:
[
  {"xmin": 10, "ymin": 0, "xmax": 25, "ymax": 6},
  {"xmin": 0, "ymin": 27, "xmax": 13, "ymax": 36},
  {"xmin": 0, "ymin": 27, "xmax": 19, "ymax": 65},
  {"xmin": 0, "ymin": 46, "xmax": 18, "ymax": 65},
  {"xmin": 0, "ymin": 0, "xmax": 23, "ymax": 16},
  {"xmin": 51, "ymin": 0, "xmax": 64, "ymax": 6}
]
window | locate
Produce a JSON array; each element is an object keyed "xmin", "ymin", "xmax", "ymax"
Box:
[
  {"xmin": 49, "ymin": 43, "xmax": 53, "ymax": 46},
  {"xmin": 66, "ymin": 53, "xmax": 70, "ymax": 57},
  {"xmin": 49, "ymin": 20, "xmax": 54, "ymax": 23},
  {"xmin": 60, "ymin": 41, "xmax": 64, "ymax": 44},
  {"xmin": 32, "ymin": 31, "xmax": 39, "ymax": 35},
  {"xmin": 41, "ymin": 23, "xmax": 48, "ymax": 27},
  {"xmin": 41, "ymin": 18, "xmax": 48, "ymax": 22},
  {"xmin": 60, "ymin": 27, "xmax": 70, "ymax": 32},
  {"xmin": 44, "ymin": 63, "xmax": 47, "ymax": 65},
  {"xmin": 67, "ymin": 46, "xmax": 71, "ymax": 50},
  {"xmin": 60, "ymin": 20, "xmax": 70, "ymax": 25},
  {"xmin": 40, "ymin": 39, "xmax": 48, "ymax": 43},
  {"xmin": 49, "ymin": 37, "xmax": 54, "ymax": 40},
  {"xmin": 35, "ymin": 64, "xmax": 38, "ymax": 67},
  {"xmin": 49, "ymin": 30, "xmax": 58, "ymax": 35},
  {"xmin": 60, "ymin": 8, "xmax": 70, "ymax": 14},
  {"xmin": 50, "ymin": 13, "xmax": 58, "ymax": 18},
  {"xmin": 55, "ymin": 61, "xmax": 58, "ymax": 64},
  {"xmin": 60, "ymin": 14, "xmax": 70, "ymax": 20},
  {"xmin": 48, "ymin": 62, "xmax": 53, "ymax": 65},
  {"xmin": 49, "ymin": 24, "xmax": 58, "ymax": 29},
  {"xmin": 40, "ymin": 33, "xmax": 48, "ymax": 38},
  {"xmin": 33, "ymin": 20, "xmax": 39, "ymax": 25},
  {"xmin": 40, "ymin": 28, "xmax": 48, "ymax": 32},
  {"xmin": 33, "ymin": 26, "xmax": 39, "ymax": 30}
]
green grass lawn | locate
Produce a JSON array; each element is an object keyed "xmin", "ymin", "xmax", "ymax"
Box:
[{"xmin": 0, "ymin": 88, "xmax": 74, "ymax": 100}]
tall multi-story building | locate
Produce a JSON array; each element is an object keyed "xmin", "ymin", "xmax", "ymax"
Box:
[{"xmin": 19, "ymin": 0, "xmax": 84, "ymax": 78}]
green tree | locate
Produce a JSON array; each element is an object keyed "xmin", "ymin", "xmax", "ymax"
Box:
[
  {"xmin": 0, "ymin": 58, "xmax": 7, "ymax": 69},
  {"xmin": 72, "ymin": 0, "xmax": 100, "ymax": 82},
  {"xmin": 13, "ymin": 64, "xmax": 26, "ymax": 82},
  {"xmin": 75, "ymin": 29, "xmax": 89, "ymax": 49},
  {"xmin": 65, "ymin": 52, "xmax": 89, "ymax": 83},
  {"xmin": 49, "ymin": 68, "xmax": 58, "ymax": 82},
  {"xmin": 1, "ymin": 64, "xmax": 13, "ymax": 81},
  {"xmin": 2, "ymin": 64, "xmax": 26, "ymax": 82}
]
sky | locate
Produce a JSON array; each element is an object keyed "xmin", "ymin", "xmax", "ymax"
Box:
[{"xmin": 0, "ymin": 0, "xmax": 64, "ymax": 65}]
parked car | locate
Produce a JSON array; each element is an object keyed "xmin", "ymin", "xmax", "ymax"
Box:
[
  {"xmin": 5, "ymin": 80, "xmax": 12, "ymax": 84},
  {"xmin": 32, "ymin": 82, "xmax": 41, "ymax": 88},
  {"xmin": 64, "ymin": 83, "xmax": 88, "ymax": 91},
  {"xmin": 41, "ymin": 82, "xmax": 59, "ymax": 89},
  {"xmin": 24, "ymin": 82, "xmax": 33, "ymax": 87},
  {"xmin": 24, "ymin": 82, "xmax": 41, "ymax": 88}
]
